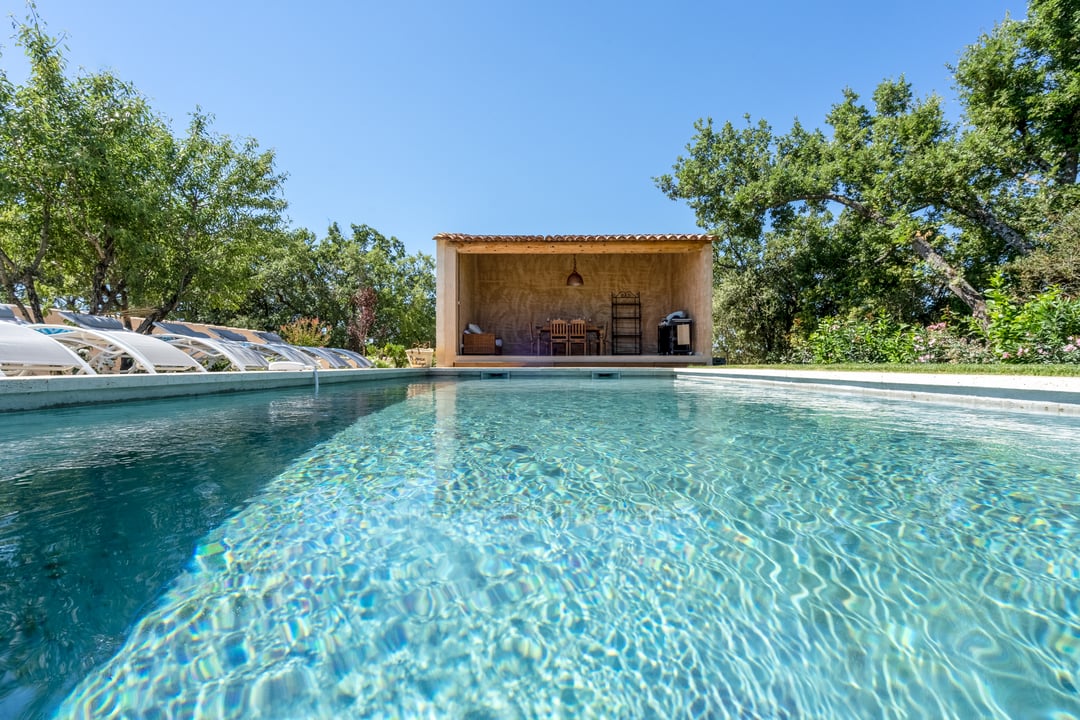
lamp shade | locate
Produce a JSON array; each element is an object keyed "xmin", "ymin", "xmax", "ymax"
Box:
[{"xmin": 566, "ymin": 256, "xmax": 584, "ymax": 286}]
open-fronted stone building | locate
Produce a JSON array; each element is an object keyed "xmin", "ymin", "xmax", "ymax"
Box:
[{"xmin": 434, "ymin": 233, "xmax": 714, "ymax": 367}]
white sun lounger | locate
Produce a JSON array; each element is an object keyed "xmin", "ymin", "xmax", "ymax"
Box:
[
  {"xmin": 154, "ymin": 320, "xmax": 373, "ymax": 371},
  {"xmin": 34, "ymin": 325, "xmax": 207, "ymax": 374},
  {"xmin": 152, "ymin": 321, "xmax": 270, "ymax": 371},
  {"xmin": 251, "ymin": 330, "xmax": 373, "ymax": 369},
  {"xmin": 0, "ymin": 323, "xmax": 97, "ymax": 376},
  {"xmin": 0, "ymin": 305, "xmax": 28, "ymax": 325},
  {"xmin": 206, "ymin": 326, "xmax": 326, "ymax": 368},
  {"xmin": 326, "ymin": 347, "xmax": 374, "ymax": 368}
]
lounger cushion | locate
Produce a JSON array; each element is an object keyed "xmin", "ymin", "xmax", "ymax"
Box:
[{"xmin": 269, "ymin": 361, "xmax": 312, "ymax": 371}]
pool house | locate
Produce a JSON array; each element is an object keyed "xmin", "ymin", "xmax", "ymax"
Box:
[{"xmin": 434, "ymin": 233, "xmax": 715, "ymax": 367}]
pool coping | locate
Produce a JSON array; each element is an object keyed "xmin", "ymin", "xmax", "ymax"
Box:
[
  {"xmin": 1, "ymin": 365, "xmax": 1079, "ymax": 415},
  {"xmin": 0, "ymin": 368, "xmax": 415, "ymax": 412},
  {"xmin": 676, "ymin": 367, "xmax": 1080, "ymax": 415},
  {"xmin": 433, "ymin": 366, "xmax": 1080, "ymax": 414}
]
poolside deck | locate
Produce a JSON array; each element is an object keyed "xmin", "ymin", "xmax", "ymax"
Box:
[{"xmin": 450, "ymin": 353, "xmax": 707, "ymax": 368}]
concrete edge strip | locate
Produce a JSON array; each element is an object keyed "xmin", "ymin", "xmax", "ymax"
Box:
[
  {"xmin": 677, "ymin": 368, "xmax": 1080, "ymax": 416},
  {"xmin": 2, "ymin": 366, "xmax": 1079, "ymax": 415}
]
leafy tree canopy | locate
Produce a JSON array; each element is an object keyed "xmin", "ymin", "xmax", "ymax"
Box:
[
  {"xmin": 213, "ymin": 222, "xmax": 435, "ymax": 352},
  {"xmin": 658, "ymin": 0, "xmax": 1079, "ymax": 360},
  {"xmin": 0, "ymin": 7, "xmax": 435, "ymax": 353},
  {"xmin": 0, "ymin": 9, "xmax": 288, "ymax": 327}
]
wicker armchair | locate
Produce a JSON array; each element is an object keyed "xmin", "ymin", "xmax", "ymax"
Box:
[{"xmin": 462, "ymin": 332, "xmax": 498, "ymax": 354}]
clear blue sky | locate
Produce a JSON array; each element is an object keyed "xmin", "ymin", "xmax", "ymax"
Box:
[{"xmin": 4, "ymin": 0, "xmax": 1022, "ymax": 256}]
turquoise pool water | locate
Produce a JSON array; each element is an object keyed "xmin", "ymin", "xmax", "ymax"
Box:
[
  {"xmin": 0, "ymin": 381, "xmax": 412, "ymax": 719},
  {"xmin": 2, "ymin": 376, "xmax": 1079, "ymax": 718}
]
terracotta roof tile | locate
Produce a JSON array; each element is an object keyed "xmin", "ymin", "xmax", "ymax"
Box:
[{"xmin": 434, "ymin": 233, "xmax": 713, "ymax": 243}]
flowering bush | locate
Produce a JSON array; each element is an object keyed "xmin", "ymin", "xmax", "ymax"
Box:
[
  {"xmin": 909, "ymin": 321, "xmax": 997, "ymax": 364},
  {"xmin": 803, "ymin": 315, "xmax": 998, "ymax": 365},
  {"xmin": 998, "ymin": 336, "xmax": 1080, "ymax": 364},
  {"xmin": 786, "ymin": 281, "xmax": 1080, "ymax": 366}
]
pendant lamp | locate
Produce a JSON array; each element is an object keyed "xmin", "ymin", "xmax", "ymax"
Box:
[{"xmin": 566, "ymin": 255, "xmax": 584, "ymax": 286}]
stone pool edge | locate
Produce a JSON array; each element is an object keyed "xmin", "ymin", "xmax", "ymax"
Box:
[
  {"xmin": 677, "ymin": 367, "xmax": 1080, "ymax": 415},
  {"xmin": 0, "ymin": 368, "xmax": 415, "ymax": 412},
  {"xmin": 2, "ymin": 366, "xmax": 1078, "ymax": 415}
]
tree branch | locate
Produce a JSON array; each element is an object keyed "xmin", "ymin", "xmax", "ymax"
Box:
[
  {"xmin": 943, "ymin": 198, "xmax": 1033, "ymax": 254},
  {"xmin": 774, "ymin": 191, "xmax": 990, "ymax": 322},
  {"xmin": 910, "ymin": 231, "xmax": 988, "ymax": 327},
  {"xmin": 793, "ymin": 193, "xmax": 891, "ymax": 225}
]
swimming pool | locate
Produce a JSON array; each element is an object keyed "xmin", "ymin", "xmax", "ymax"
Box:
[
  {"xmin": 3, "ymin": 376, "xmax": 1079, "ymax": 718},
  {"xmin": 0, "ymin": 381, "xmax": 412, "ymax": 719}
]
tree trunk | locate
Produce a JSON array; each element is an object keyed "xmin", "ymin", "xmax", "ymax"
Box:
[
  {"xmin": 22, "ymin": 282, "xmax": 46, "ymax": 324},
  {"xmin": 119, "ymin": 289, "xmax": 132, "ymax": 330},
  {"xmin": 811, "ymin": 192, "xmax": 991, "ymax": 327},
  {"xmin": 910, "ymin": 231, "xmax": 988, "ymax": 327},
  {"xmin": 134, "ymin": 269, "xmax": 196, "ymax": 334},
  {"xmin": 22, "ymin": 200, "xmax": 56, "ymax": 323},
  {"xmin": 89, "ymin": 230, "xmax": 120, "ymax": 315}
]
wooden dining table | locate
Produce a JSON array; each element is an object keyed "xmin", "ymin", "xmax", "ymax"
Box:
[{"xmin": 535, "ymin": 321, "xmax": 605, "ymax": 355}]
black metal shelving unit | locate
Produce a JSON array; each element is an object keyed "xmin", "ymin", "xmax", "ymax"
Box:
[{"xmin": 611, "ymin": 291, "xmax": 642, "ymax": 355}]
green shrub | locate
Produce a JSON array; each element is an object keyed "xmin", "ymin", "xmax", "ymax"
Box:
[
  {"xmin": 372, "ymin": 342, "xmax": 407, "ymax": 368},
  {"xmin": 279, "ymin": 317, "xmax": 329, "ymax": 347},
  {"xmin": 806, "ymin": 312, "xmax": 914, "ymax": 364},
  {"xmin": 984, "ymin": 278, "xmax": 1080, "ymax": 364},
  {"xmin": 781, "ymin": 280, "xmax": 1080, "ymax": 366}
]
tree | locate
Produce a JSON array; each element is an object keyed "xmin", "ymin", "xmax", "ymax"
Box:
[
  {"xmin": 224, "ymin": 222, "xmax": 436, "ymax": 351},
  {"xmin": 953, "ymin": 0, "xmax": 1080, "ymax": 292},
  {"xmin": 0, "ymin": 11, "xmax": 289, "ymax": 329},
  {"xmin": 348, "ymin": 286, "xmax": 377, "ymax": 351},
  {"xmin": 1011, "ymin": 205, "xmax": 1080, "ymax": 295},
  {"xmin": 1, "ymin": 7, "xmax": 432, "ymax": 348},
  {"xmin": 221, "ymin": 227, "xmax": 323, "ymax": 330},
  {"xmin": 0, "ymin": 10, "xmax": 85, "ymax": 322},
  {"xmin": 314, "ymin": 224, "xmax": 435, "ymax": 350},
  {"xmin": 658, "ymin": 79, "xmax": 1012, "ymax": 330},
  {"xmin": 659, "ymin": 1, "xmax": 1080, "ymax": 357},
  {"xmin": 126, "ymin": 111, "xmax": 288, "ymax": 333},
  {"xmin": 58, "ymin": 75, "xmax": 174, "ymax": 321},
  {"xmin": 338, "ymin": 225, "xmax": 435, "ymax": 349}
]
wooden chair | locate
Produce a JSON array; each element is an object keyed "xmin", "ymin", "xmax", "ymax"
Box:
[
  {"xmin": 528, "ymin": 321, "xmax": 540, "ymax": 355},
  {"xmin": 568, "ymin": 318, "xmax": 588, "ymax": 355},
  {"xmin": 549, "ymin": 318, "xmax": 569, "ymax": 355}
]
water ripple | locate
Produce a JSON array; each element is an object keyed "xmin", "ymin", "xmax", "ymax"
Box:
[{"xmin": 49, "ymin": 378, "xmax": 1080, "ymax": 719}]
